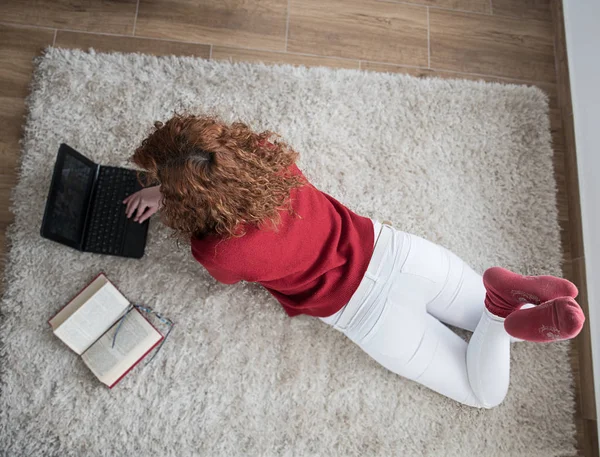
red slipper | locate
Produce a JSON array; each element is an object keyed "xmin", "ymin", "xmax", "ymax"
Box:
[
  {"xmin": 504, "ymin": 296, "xmax": 585, "ymax": 342},
  {"xmin": 483, "ymin": 267, "xmax": 578, "ymax": 318}
]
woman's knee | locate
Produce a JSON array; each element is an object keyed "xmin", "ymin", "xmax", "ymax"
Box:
[{"xmin": 475, "ymin": 391, "xmax": 507, "ymax": 409}]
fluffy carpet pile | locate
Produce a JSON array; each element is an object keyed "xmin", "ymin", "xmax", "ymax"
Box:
[{"xmin": 0, "ymin": 48, "xmax": 576, "ymax": 456}]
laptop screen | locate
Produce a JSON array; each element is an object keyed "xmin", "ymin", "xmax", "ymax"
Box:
[{"xmin": 42, "ymin": 145, "xmax": 97, "ymax": 248}]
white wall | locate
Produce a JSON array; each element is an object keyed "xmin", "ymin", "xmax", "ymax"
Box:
[{"xmin": 562, "ymin": 0, "xmax": 600, "ymax": 431}]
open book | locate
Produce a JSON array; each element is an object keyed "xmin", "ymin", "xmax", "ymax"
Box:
[{"xmin": 49, "ymin": 273, "xmax": 163, "ymax": 388}]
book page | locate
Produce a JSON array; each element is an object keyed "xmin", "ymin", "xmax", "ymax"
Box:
[
  {"xmin": 53, "ymin": 281, "xmax": 130, "ymax": 354},
  {"xmin": 81, "ymin": 309, "xmax": 162, "ymax": 387},
  {"xmin": 49, "ymin": 274, "xmax": 108, "ymax": 329}
]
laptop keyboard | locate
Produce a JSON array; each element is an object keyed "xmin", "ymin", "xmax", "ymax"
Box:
[{"xmin": 84, "ymin": 166, "xmax": 138, "ymax": 255}]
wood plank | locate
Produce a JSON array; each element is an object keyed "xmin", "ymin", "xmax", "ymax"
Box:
[
  {"xmin": 135, "ymin": 0, "xmax": 287, "ymax": 52},
  {"xmin": 492, "ymin": 0, "xmax": 552, "ymax": 21},
  {"xmin": 0, "ymin": 227, "xmax": 7, "ymax": 296},
  {"xmin": 583, "ymin": 419, "xmax": 600, "ymax": 457},
  {"xmin": 554, "ymin": 140, "xmax": 572, "ymax": 267},
  {"xmin": 0, "ymin": 24, "xmax": 56, "ymax": 99},
  {"xmin": 55, "ymin": 31, "xmax": 211, "ymax": 59},
  {"xmin": 288, "ymin": 0, "xmax": 428, "ymax": 66},
  {"xmin": 0, "ymin": 175, "xmax": 17, "ymax": 226},
  {"xmin": 212, "ymin": 46, "xmax": 359, "ymax": 69},
  {"xmin": 551, "ymin": 0, "xmax": 584, "ymax": 262},
  {"xmin": 0, "ymin": 0, "xmax": 137, "ymax": 35},
  {"xmin": 430, "ymin": 9, "xmax": 555, "ymax": 82},
  {"xmin": 0, "ymin": 101, "xmax": 27, "ymax": 171},
  {"xmin": 384, "ymin": 0, "xmax": 491, "ymax": 14},
  {"xmin": 572, "ymin": 258, "xmax": 598, "ymax": 422}
]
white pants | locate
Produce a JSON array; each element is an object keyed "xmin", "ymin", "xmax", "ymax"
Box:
[{"xmin": 320, "ymin": 222, "xmax": 511, "ymax": 408}]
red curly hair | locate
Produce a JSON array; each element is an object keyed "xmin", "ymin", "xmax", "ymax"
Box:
[{"xmin": 131, "ymin": 114, "xmax": 304, "ymax": 240}]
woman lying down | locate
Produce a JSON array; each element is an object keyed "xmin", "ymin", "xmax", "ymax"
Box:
[{"xmin": 124, "ymin": 114, "xmax": 584, "ymax": 408}]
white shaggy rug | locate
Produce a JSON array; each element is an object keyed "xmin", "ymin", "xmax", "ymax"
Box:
[{"xmin": 0, "ymin": 48, "xmax": 576, "ymax": 457}]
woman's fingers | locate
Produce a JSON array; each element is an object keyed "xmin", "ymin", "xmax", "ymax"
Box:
[
  {"xmin": 124, "ymin": 190, "xmax": 142, "ymax": 211},
  {"xmin": 125, "ymin": 200, "xmax": 135, "ymax": 217},
  {"xmin": 124, "ymin": 193, "xmax": 136, "ymax": 214},
  {"xmin": 135, "ymin": 206, "xmax": 155, "ymax": 223},
  {"xmin": 124, "ymin": 190, "xmax": 159, "ymax": 222},
  {"xmin": 126, "ymin": 198, "xmax": 142, "ymax": 218},
  {"xmin": 123, "ymin": 191, "xmax": 139, "ymax": 205}
]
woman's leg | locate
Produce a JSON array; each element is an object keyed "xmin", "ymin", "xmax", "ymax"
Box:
[
  {"xmin": 426, "ymin": 249, "xmax": 486, "ymax": 333},
  {"xmin": 347, "ymin": 266, "xmax": 583, "ymax": 407},
  {"xmin": 331, "ymin": 230, "xmax": 510, "ymax": 407},
  {"xmin": 326, "ymin": 227, "xmax": 584, "ymax": 407},
  {"xmin": 466, "ymin": 308, "xmax": 512, "ymax": 407},
  {"xmin": 355, "ymin": 289, "xmax": 510, "ymax": 408},
  {"xmin": 396, "ymin": 233, "xmax": 486, "ymax": 332}
]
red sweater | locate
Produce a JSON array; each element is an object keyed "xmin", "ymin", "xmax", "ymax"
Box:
[{"xmin": 190, "ymin": 165, "xmax": 374, "ymax": 317}]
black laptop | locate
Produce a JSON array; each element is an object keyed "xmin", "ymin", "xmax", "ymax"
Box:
[{"xmin": 40, "ymin": 144, "xmax": 149, "ymax": 258}]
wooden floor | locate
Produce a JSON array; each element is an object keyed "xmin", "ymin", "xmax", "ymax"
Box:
[{"xmin": 0, "ymin": 0, "xmax": 596, "ymax": 455}]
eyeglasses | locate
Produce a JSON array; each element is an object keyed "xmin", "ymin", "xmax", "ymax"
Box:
[{"xmin": 111, "ymin": 303, "xmax": 174, "ymax": 365}]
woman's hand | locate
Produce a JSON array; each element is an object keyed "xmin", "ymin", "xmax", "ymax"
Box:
[{"xmin": 123, "ymin": 185, "xmax": 162, "ymax": 223}]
